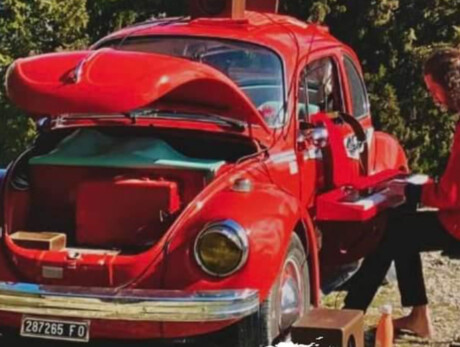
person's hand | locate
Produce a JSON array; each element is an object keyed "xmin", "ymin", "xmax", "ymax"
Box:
[{"xmin": 388, "ymin": 180, "xmax": 423, "ymax": 213}]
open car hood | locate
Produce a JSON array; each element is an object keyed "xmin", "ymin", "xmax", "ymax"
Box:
[{"xmin": 6, "ymin": 49, "xmax": 270, "ymax": 132}]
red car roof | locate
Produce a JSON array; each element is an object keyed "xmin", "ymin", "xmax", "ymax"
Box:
[{"xmin": 95, "ymin": 11, "xmax": 343, "ymax": 84}]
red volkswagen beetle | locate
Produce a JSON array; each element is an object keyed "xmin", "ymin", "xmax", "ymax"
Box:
[{"xmin": 0, "ymin": 0, "xmax": 408, "ymax": 345}]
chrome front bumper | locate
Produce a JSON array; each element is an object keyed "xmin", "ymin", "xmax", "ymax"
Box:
[{"xmin": 0, "ymin": 283, "xmax": 259, "ymax": 322}]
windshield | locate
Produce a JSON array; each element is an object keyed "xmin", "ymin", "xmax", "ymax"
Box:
[{"xmin": 101, "ymin": 37, "xmax": 286, "ymax": 127}]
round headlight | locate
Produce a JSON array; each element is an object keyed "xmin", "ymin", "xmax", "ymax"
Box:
[{"xmin": 194, "ymin": 220, "xmax": 249, "ymax": 277}]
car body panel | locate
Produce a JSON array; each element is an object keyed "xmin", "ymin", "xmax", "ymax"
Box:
[
  {"xmin": 0, "ymin": 8, "xmax": 407, "ymax": 342},
  {"xmin": 6, "ymin": 49, "xmax": 269, "ymax": 132}
]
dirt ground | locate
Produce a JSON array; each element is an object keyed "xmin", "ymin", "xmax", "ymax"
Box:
[{"xmin": 322, "ymin": 251, "xmax": 460, "ymax": 347}]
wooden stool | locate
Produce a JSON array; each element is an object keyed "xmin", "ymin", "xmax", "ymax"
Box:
[{"xmin": 292, "ymin": 308, "xmax": 364, "ymax": 347}]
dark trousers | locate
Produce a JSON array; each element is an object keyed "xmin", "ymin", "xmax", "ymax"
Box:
[{"xmin": 344, "ymin": 211, "xmax": 459, "ymax": 311}]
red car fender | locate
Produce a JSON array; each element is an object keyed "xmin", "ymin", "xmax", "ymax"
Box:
[
  {"xmin": 299, "ymin": 210, "xmax": 321, "ymax": 307},
  {"xmin": 370, "ymin": 131, "xmax": 409, "ymax": 173},
  {"xmin": 155, "ymin": 181, "xmax": 309, "ymax": 303}
]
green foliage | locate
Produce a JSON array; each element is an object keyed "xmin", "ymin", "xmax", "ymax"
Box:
[
  {"xmin": 85, "ymin": 0, "xmax": 166, "ymax": 42},
  {"xmin": 1, "ymin": 0, "xmax": 459, "ymax": 175},
  {"xmin": 0, "ymin": 0, "xmax": 89, "ymax": 165}
]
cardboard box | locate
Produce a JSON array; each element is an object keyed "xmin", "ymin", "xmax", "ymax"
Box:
[{"xmin": 11, "ymin": 232, "xmax": 67, "ymax": 251}]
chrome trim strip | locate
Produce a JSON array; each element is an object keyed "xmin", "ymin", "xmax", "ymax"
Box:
[
  {"xmin": 272, "ymin": 148, "xmax": 323, "ymax": 163},
  {"xmin": 270, "ymin": 150, "xmax": 297, "ymax": 164},
  {"xmin": 303, "ymin": 148, "xmax": 323, "ymax": 161},
  {"xmin": 0, "ymin": 283, "xmax": 259, "ymax": 322}
]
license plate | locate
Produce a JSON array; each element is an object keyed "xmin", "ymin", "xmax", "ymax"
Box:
[{"xmin": 21, "ymin": 316, "xmax": 90, "ymax": 343}]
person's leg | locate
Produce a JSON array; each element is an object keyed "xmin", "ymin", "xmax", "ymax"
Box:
[
  {"xmin": 391, "ymin": 211, "xmax": 454, "ymax": 338},
  {"xmin": 343, "ymin": 214, "xmax": 400, "ymax": 311},
  {"xmin": 393, "ymin": 250, "xmax": 433, "ymax": 338},
  {"xmin": 342, "ymin": 251, "xmax": 393, "ymax": 310}
]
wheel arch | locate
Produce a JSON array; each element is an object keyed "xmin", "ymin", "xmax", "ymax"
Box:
[
  {"xmin": 293, "ymin": 221, "xmax": 309, "ymax": 256},
  {"xmin": 293, "ymin": 214, "xmax": 321, "ymax": 307}
]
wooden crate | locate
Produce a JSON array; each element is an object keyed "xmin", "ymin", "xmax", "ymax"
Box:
[
  {"xmin": 11, "ymin": 232, "xmax": 67, "ymax": 251},
  {"xmin": 292, "ymin": 308, "xmax": 364, "ymax": 347}
]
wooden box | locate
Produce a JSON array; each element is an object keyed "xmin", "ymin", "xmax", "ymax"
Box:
[
  {"xmin": 292, "ymin": 308, "xmax": 364, "ymax": 347},
  {"xmin": 11, "ymin": 232, "xmax": 67, "ymax": 251}
]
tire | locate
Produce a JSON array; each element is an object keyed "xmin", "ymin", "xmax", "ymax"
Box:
[{"xmin": 223, "ymin": 233, "xmax": 311, "ymax": 347}]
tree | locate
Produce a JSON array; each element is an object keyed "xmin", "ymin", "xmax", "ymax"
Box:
[
  {"xmin": 0, "ymin": 0, "xmax": 88, "ymax": 166},
  {"xmin": 85, "ymin": 0, "xmax": 168, "ymax": 43}
]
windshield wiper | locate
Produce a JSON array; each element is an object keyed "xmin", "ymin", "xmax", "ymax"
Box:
[
  {"xmin": 127, "ymin": 109, "xmax": 246, "ymax": 132},
  {"xmin": 195, "ymin": 113, "xmax": 246, "ymax": 132}
]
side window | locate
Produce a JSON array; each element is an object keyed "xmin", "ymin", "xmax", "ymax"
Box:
[
  {"xmin": 344, "ymin": 56, "xmax": 370, "ymax": 118},
  {"xmin": 298, "ymin": 57, "xmax": 344, "ymax": 119}
]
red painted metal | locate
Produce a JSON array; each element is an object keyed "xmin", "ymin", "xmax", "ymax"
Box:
[
  {"xmin": 316, "ymin": 170, "xmax": 405, "ymax": 222},
  {"xmin": 0, "ymin": 8, "xmax": 409, "ymax": 342},
  {"xmin": 6, "ymin": 49, "xmax": 269, "ymax": 132}
]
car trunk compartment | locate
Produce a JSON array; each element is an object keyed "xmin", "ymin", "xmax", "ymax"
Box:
[
  {"xmin": 5, "ymin": 127, "xmax": 241, "ymax": 254},
  {"xmin": 22, "ymin": 165, "xmax": 206, "ymax": 252}
]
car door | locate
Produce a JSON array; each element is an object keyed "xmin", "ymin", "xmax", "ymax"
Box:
[
  {"xmin": 300, "ymin": 52, "xmax": 360, "ymax": 191},
  {"xmin": 296, "ymin": 61, "xmax": 324, "ymax": 208},
  {"xmin": 311, "ymin": 53, "xmax": 388, "ymax": 268},
  {"xmin": 340, "ymin": 53, "xmax": 373, "ymax": 176}
]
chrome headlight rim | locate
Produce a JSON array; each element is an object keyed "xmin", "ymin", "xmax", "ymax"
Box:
[{"xmin": 194, "ymin": 219, "xmax": 249, "ymax": 278}]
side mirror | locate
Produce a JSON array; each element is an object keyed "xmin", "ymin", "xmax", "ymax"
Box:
[
  {"xmin": 297, "ymin": 120, "xmax": 329, "ymax": 149},
  {"xmin": 297, "ymin": 119, "xmax": 313, "ymax": 146},
  {"xmin": 311, "ymin": 125, "xmax": 329, "ymax": 148},
  {"xmin": 298, "ymin": 119, "xmax": 329, "ymax": 147}
]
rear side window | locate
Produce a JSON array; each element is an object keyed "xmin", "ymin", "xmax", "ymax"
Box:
[
  {"xmin": 298, "ymin": 57, "xmax": 344, "ymax": 119},
  {"xmin": 344, "ymin": 56, "xmax": 369, "ymax": 118}
]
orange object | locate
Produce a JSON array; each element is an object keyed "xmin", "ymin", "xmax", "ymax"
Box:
[{"xmin": 375, "ymin": 305, "xmax": 394, "ymax": 347}]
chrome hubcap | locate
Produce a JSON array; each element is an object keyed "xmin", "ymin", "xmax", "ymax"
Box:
[{"xmin": 279, "ymin": 258, "xmax": 304, "ymax": 331}]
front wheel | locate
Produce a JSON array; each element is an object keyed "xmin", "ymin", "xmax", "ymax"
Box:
[{"xmin": 224, "ymin": 233, "xmax": 311, "ymax": 347}]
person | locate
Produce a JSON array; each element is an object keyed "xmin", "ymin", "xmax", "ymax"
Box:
[{"xmin": 343, "ymin": 47, "xmax": 460, "ymax": 338}]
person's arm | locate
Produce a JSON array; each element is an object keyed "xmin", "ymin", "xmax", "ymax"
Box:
[
  {"xmin": 422, "ymin": 177, "xmax": 460, "ymax": 210},
  {"xmin": 421, "ymin": 124, "xmax": 460, "ymax": 210}
]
